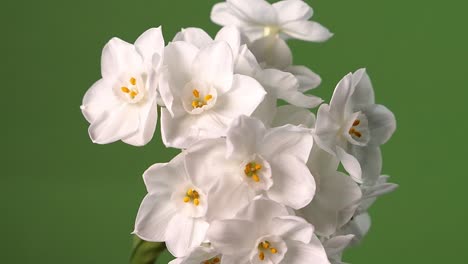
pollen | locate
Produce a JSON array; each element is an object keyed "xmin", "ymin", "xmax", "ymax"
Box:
[
  {"xmin": 121, "ymin": 87, "xmax": 130, "ymax": 93},
  {"xmin": 204, "ymin": 257, "xmax": 221, "ymax": 264},
  {"xmin": 259, "ymin": 252, "xmax": 265, "ymax": 261},
  {"xmin": 193, "ymin": 89, "xmax": 200, "ymax": 98},
  {"xmin": 130, "ymin": 91, "xmax": 138, "ymax": 99},
  {"xmin": 130, "ymin": 77, "xmax": 137, "ymax": 86},
  {"xmin": 205, "ymin": 94, "xmax": 213, "ymax": 101},
  {"xmin": 262, "ymin": 241, "xmax": 270, "ymax": 249},
  {"xmin": 270, "ymin": 248, "xmax": 278, "ymax": 254},
  {"xmin": 349, "ymin": 119, "xmax": 362, "ymax": 138},
  {"xmin": 191, "ymin": 89, "xmax": 213, "ymax": 109},
  {"xmin": 245, "ymin": 162, "xmax": 262, "ymax": 182},
  {"xmin": 183, "ymin": 188, "xmax": 201, "ymax": 206}
]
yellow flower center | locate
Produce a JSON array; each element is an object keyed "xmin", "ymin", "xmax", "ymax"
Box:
[
  {"xmin": 244, "ymin": 162, "xmax": 262, "ymax": 182},
  {"xmin": 257, "ymin": 241, "xmax": 278, "ymax": 261},
  {"xmin": 183, "ymin": 188, "xmax": 201, "ymax": 206},
  {"xmin": 191, "ymin": 89, "xmax": 213, "ymax": 109},
  {"xmin": 349, "ymin": 119, "xmax": 362, "ymax": 138},
  {"xmin": 263, "ymin": 26, "xmax": 280, "ymax": 37},
  {"xmin": 203, "ymin": 257, "xmax": 221, "ymax": 264},
  {"xmin": 121, "ymin": 77, "xmax": 139, "ymax": 99}
]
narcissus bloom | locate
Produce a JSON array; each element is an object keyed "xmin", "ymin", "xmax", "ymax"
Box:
[
  {"xmin": 134, "ymin": 153, "xmax": 222, "ymax": 257},
  {"xmin": 314, "ymin": 69, "xmax": 396, "ymax": 183},
  {"xmin": 81, "ymin": 27, "xmax": 164, "ymax": 146},
  {"xmin": 208, "ymin": 199, "xmax": 330, "ymax": 264},
  {"xmin": 159, "ymin": 41, "xmax": 266, "ymax": 148},
  {"xmin": 185, "ymin": 115, "xmax": 315, "ymax": 211}
]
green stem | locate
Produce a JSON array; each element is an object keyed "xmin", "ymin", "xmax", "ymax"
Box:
[{"xmin": 130, "ymin": 236, "xmax": 167, "ymax": 264}]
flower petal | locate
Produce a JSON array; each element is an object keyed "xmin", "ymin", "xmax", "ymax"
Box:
[
  {"xmin": 215, "ymin": 26, "xmax": 242, "ymax": 58},
  {"xmin": 192, "ymin": 41, "xmax": 234, "ymax": 94},
  {"xmin": 251, "ymin": 94, "xmax": 278, "ymax": 127},
  {"xmin": 122, "ymin": 99, "xmax": 158, "ymax": 146},
  {"xmin": 101, "ymin": 37, "xmax": 142, "ymax": 79},
  {"xmin": 212, "ymin": 74, "xmax": 266, "ymax": 120},
  {"xmin": 227, "ymin": 0, "xmax": 277, "ymax": 25},
  {"xmin": 314, "ymin": 104, "xmax": 342, "ymax": 155},
  {"xmin": 350, "ymin": 68, "xmax": 375, "ymax": 106},
  {"xmin": 271, "ymin": 216, "xmax": 313, "ymax": 244},
  {"xmin": 173, "ymin": 27, "xmax": 213, "ymax": 49},
  {"xmin": 272, "ymin": 105, "xmax": 316, "ymax": 128},
  {"xmin": 284, "ymin": 65, "xmax": 322, "ymax": 92},
  {"xmin": 88, "ymin": 105, "xmax": 139, "ymax": 144},
  {"xmin": 135, "ymin": 27, "xmax": 165, "ymax": 65},
  {"xmin": 81, "ymin": 78, "xmax": 120, "ymax": 123},
  {"xmin": 165, "ymin": 214, "xmax": 210, "ymax": 257},
  {"xmin": 211, "ymin": 3, "xmax": 249, "ymax": 27},
  {"xmin": 323, "ymin": 235, "xmax": 354, "ymax": 257},
  {"xmin": 133, "ymin": 193, "xmax": 177, "ymax": 242},
  {"xmin": 226, "ymin": 115, "xmax": 267, "ymax": 160},
  {"xmin": 143, "ymin": 153, "xmax": 187, "ymax": 195},
  {"xmin": 336, "ymin": 146, "xmax": 362, "ymax": 183},
  {"xmin": 235, "ymin": 198, "xmax": 289, "ymax": 224},
  {"xmin": 281, "ymin": 21, "xmax": 333, "ymax": 42},
  {"xmin": 329, "ymin": 73, "xmax": 354, "ymax": 120},
  {"xmin": 273, "ymin": 0, "xmax": 313, "ymax": 24},
  {"xmin": 363, "ymin": 104, "xmax": 396, "ymax": 146},
  {"xmin": 208, "ymin": 219, "xmax": 258, "ymax": 255},
  {"xmin": 347, "ymin": 145, "xmax": 382, "ymax": 185},
  {"xmin": 282, "ymin": 239, "xmax": 329, "ymax": 264},
  {"xmin": 267, "ymin": 155, "xmax": 316, "ymax": 209},
  {"xmin": 250, "ymin": 37, "xmax": 292, "ymax": 69},
  {"xmin": 261, "ymin": 125, "xmax": 313, "ymax": 163}
]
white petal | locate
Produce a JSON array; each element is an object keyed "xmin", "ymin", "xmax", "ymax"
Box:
[
  {"xmin": 213, "ymin": 74, "xmax": 266, "ymax": 120},
  {"xmin": 226, "ymin": 115, "xmax": 267, "ymax": 160},
  {"xmin": 122, "ymin": 99, "xmax": 158, "ymax": 146},
  {"xmin": 133, "ymin": 193, "xmax": 177, "ymax": 242},
  {"xmin": 300, "ymin": 171, "xmax": 362, "ymax": 236},
  {"xmin": 173, "ymin": 28, "xmax": 213, "ymax": 49},
  {"xmin": 235, "ymin": 198, "xmax": 289, "ymax": 224},
  {"xmin": 161, "ymin": 42, "xmax": 199, "ymax": 111},
  {"xmin": 363, "ymin": 104, "xmax": 396, "ymax": 146},
  {"xmin": 261, "ymin": 125, "xmax": 313, "ymax": 163},
  {"xmin": 249, "ymin": 37, "xmax": 292, "ymax": 69},
  {"xmin": 285, "ymin": 65, "xmax": 322, "ymax": 92},
  {"xmin": 350, "ymin": 68, "xmax": 375, "ymax": 106},
  {"xmin": 160, "ymin": 108, "xmax": 199, "ymax": 149},
  {"xmin": 272, "ymin": 105, "xmax": 316, "ymax": 128},
  {"xmin": 192, "ymin": 41, "xmax": 234, "ymax": 94},
  {"xmin": 215, "ymin": 26, "xmax": 242, "ymax": 58},
  {"xmin": 101, "ymin": 37, "xmax": 142, "ymax": 79},
  {"xmin": 323, "ymin": 235, "xmax": 354, "ymax": 258},
  {"xmin": 329, "ymin": 73, "xmax": 354, "ymax": 121},
  {"xmin": 281, "ymin": 21, "xmax": 333, "ymax": 42},
  {"xmin": 282, "ymin": 240, "xmax": 330, "ymax": 264},
  {"xmin": 227, "ymin": 0, "xmax": 277, "ymax": 25},
  {"xmin": 81, "ymin": 78, "xmax": 121, "ymax": 123},
  {"xmin": 273, "ymin": 0, "xmax": 313, "ymax": 24},
  {"xmin": 336, "ymin": 146, "xmax": 362, "ymax": 183},
  {"xmin": 251, "ymin": 94, "xmax": 278, "ymax": 127},
  {"xmin": 211, "ymin": 3, "xmax": 249, "ymax": 27},
  {"xmin": 267, "ymin": 155, "xmax": 316, "ymax": 209},
  {"xmin": 165, "ymin": 214, "xmax": 209, "ymax": 257},
  {"xmin": 220, "ymin": 255, "xmax": 250, "ymax": 264},
  {"xmin": 88, "ymin": 105, "xmax": 139, "ymax": 144},
  {"xmin": 279, "ymin": 90, "xmax": 323, "ymax": 109},
  {"xmin": 143, "ymin": 153, "xmax": 187, "ymax": 195},
  {"xmin": 235, "ymin": 45, "xmax": 262, "ymax": 76},
  {"xmin": 271, "ymin": 216, "xmax": 313, "ymax": 244},
  {"xmin": 208, "ymin": 219, "xmax": 258, "ymax": 255},
  {"xmin": 314, "ymin": 104, "xmax": 341, "ymax": 155},
  {"xmin": 135, "ymin": 27, "xmax": 165, "ymax": 65},
  {"xmin": 348, "ymin": 146, "xmax": 382, "ymax": 185}
]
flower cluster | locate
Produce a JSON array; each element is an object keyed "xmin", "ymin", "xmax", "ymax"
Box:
[{"xmin": 81, "ymin": 1, "xmax": 397, "ymax": 263}]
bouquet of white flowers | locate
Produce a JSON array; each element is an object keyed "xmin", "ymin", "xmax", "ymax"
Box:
[{"xmin": 80, "ymin": 1, "xmax": 397, "ymax": 263}]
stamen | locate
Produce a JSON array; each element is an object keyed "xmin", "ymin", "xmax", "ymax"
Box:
[
  {"xmin": 187, "ymin": 189, "xmax": 194, "ymax": 196},
  {"xmin": 270, "ymin": 248, "xmax": 278, "ymax": 254},
  {"xmin": 353, "ymin": 119, "xmax": 361, "ymax": 126},
  {"xmin": 213, "ymin": 257, "xmax": 220, "ymax": 263},
  {"xmin": 354, "ymin": 131, "xmax": 362, "ymax": 138},
  {"xmin": 130, "ymin": 77, "xmax": 136, "ymax": 86},
  {"xmin": 193, "ymin": 198, "xmax": 200, "ymax": 206},
  {"xmin": 130, "ymin": 91, "xmax": 138, "ymax": 99},
  {"xmin": 255, "ymin": 164, "xmax": 262, "ymax": 170},
  {"xmin": 205, "ymin": 94, "xmax": 213, "ymax": 101},
  {"xmin": 121, "ymin": 87, "xmax": 130, "ymax": 93},
  {"xmin": 259, "ymin": 252, "xmax": 265, "ymax": 261},
  {"xmin": 183, "ymin": 196, "xmax": 190, "ymax": 203},
  {"xmin": 193, "ymin": 89, "xmax": 200, "ymax": 98},
  {"xmin": 252, "ymin": 174, "xmax": 260, "ymax": 182},
  {"xmin": 262, "ymin": 241, "xmax": 270, "ymax": 249}
]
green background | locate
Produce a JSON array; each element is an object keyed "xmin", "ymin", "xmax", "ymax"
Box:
[{"xmin": 2, "ymin": 0, "xmax": 466, "ymax": 263}]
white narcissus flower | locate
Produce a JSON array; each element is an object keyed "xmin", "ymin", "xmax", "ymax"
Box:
[
  {"xmin": 159, "ymin": 41, "xmax": 266, "ymax": 148},
  {"xmin": 298, "ymin": 145, "xmax": 362, "ymax": 237},
  {"xmin": 81, "ymin": 27, "xmax": 164, "ymax": 146},
  {"xmin": 314, "ymin": 69, "xmax": 396, "ymax": 183},
  {"xmin": 134, "ymin": 153, "xmax": 228, "ymax": 257},
  {"xmin": 185, "ymin": 115, "xmax": 315, "ymax": 212},
  {"xmin": 208, "ymin": 199, "xmax": 330, "ymax": 264},
  {"xmin": 173, "ymin": 26, "xmax": 322, "ymax": 126}
]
